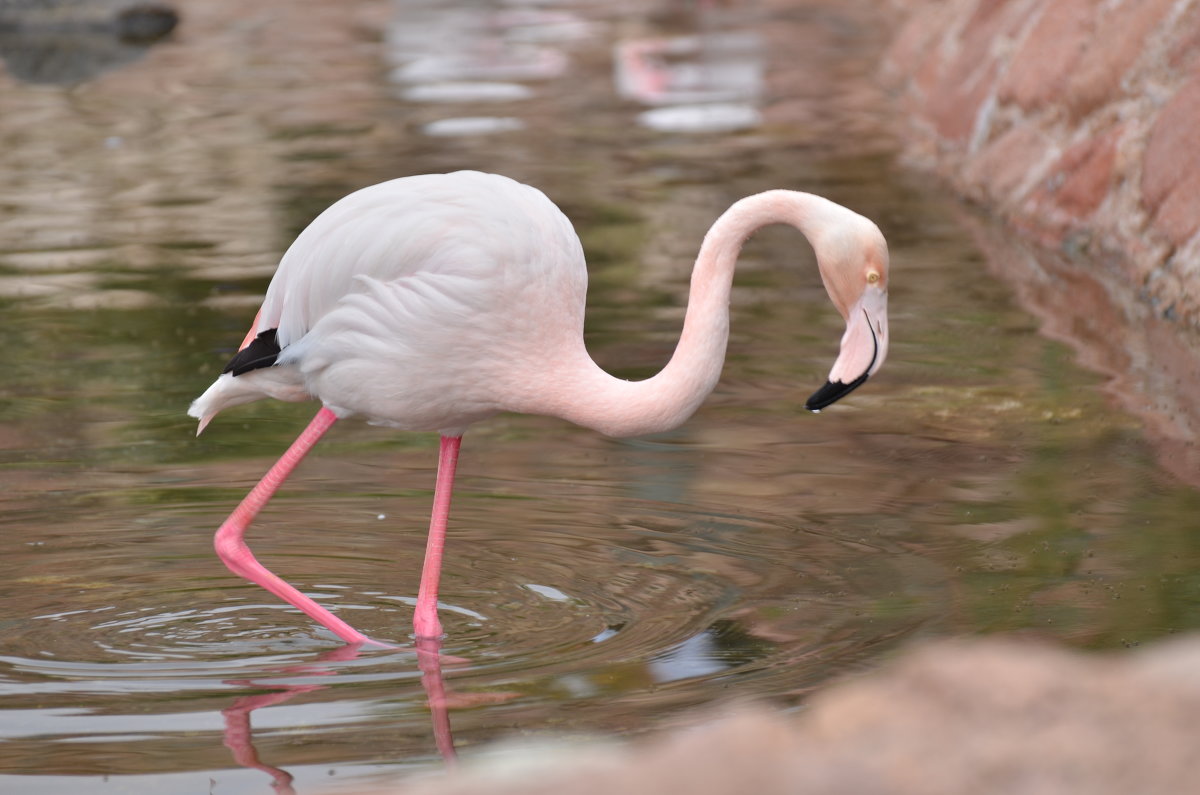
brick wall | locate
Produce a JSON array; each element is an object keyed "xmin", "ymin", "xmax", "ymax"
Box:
[{"xmin": 882, "ymin": 0, "xmax": 1200, "ymax": 323}]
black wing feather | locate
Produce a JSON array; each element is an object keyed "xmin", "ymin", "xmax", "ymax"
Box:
[{"xmin": 222, "ymin": 329, "xmax": 281, "ymax": 376}]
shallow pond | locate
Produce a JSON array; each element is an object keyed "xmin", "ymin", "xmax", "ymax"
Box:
[{"xmin": 2, "ymin": 1, "xmax": 1199, "ymax": 793}]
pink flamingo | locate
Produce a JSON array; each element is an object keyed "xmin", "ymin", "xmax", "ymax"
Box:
[{"xmin": 189, "ymin": 171, "xmax": 889, "ymax": 645}]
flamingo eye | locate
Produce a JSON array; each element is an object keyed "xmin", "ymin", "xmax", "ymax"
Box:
[{"xmin": 866, "ymin": 270, "xmax": 880, "ymax": 284}]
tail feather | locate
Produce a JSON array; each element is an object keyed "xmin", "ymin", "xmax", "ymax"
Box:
[{"xmin": 188, "ymin": 367, "xmax": 311, "ymax": 434}]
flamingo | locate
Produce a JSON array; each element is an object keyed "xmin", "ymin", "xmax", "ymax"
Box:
[{"xmin": 189, "ymin": 171, "xmax": 889, "ymax": 645}]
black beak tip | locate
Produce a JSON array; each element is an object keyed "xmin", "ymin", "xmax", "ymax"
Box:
[{"xmin": 805, "ymin": 375, "xmax": 869, "ymax": 412}]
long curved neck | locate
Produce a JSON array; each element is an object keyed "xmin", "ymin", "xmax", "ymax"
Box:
[{"xmin": 534, "ymin": 190, "xmax": 838, "ymax": 438}]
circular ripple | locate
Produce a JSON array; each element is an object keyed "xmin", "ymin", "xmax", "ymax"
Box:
[
  {"xmin": 0, "ymin": 479, "xmax": 950, "ymax": 794},
  {"xmin": 2, "ymin": 488, "xmax": 945, "ymax": 736}
]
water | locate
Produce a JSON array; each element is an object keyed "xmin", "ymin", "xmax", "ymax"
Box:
[{"xmin": 2, "ymin": 1, "xmax": 1199, "ymax": 792}]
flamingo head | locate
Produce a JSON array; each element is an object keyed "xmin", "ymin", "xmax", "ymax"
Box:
[{"xmin": 805, "ymin": 215, "xmax": 889, "ymax": 411}]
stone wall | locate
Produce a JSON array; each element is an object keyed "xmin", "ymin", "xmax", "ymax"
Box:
[{"xmin": 881, "ymin": 0, "xmax": 1200, "ymax": 324}]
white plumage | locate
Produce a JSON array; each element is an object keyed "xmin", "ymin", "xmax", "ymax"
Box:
[
  {"xmin": 191, "ymin": 172, "xmax": 589, "ymax": 434},
  {"xmin": 189, "ymin": 170, "xmax": 890, "ymax": 643}
]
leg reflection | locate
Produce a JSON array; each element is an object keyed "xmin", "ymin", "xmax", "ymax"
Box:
[
  {"xmin": 416, "ymin": 636, "xmax": 457, "ymax": 764},
  {"xmin": 222, "ymin": 686, "xmax": 309, "ymax": 795},
  {"xmin": 220, "ymin": 641, "xmax": 459, "ymax": 792}
]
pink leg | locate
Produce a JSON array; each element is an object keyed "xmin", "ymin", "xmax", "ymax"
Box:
[
  {"xmin": 214, "ymin": 407, "xmax": 376, "ymax": 646},
  {"xmin": 413, "ymin": 435, "xmax": 462, "ymax": 639}
]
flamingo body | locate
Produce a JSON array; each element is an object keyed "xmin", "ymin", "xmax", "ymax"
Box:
[
  {"xmin": 190, "ymin": 171, "xmax": 890, "ymax": 643},
  {"xmin": 192, "ymin": 172, "xmax": 586, "ymax": 435}
]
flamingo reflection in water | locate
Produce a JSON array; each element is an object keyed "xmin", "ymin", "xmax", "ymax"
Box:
[{"xmin": 220, "ymin": 639, "xmax": 462, "ymax": 791}]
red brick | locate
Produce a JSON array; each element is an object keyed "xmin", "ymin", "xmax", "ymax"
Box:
[
  {"xmin": 925, "ymin": 0, "xmax": 1034, "ymax": 143},
  {"xmin": 998, "ymin": 0, "xmax": 1096, "ymax": 111},
  {"xmin": 1166, "ymin": 8, "xmax": 1200, "ymax": 72},
  {"xmin": 912, "ymin": 36, "xmax": 944, "ymax": 100},
  {"xmin": 1150, "ymin": 170, "xmax": 1200, "ymax": 246},
  {"xmin": 956, "ymin": 0, "xmax": 1038, "ymax": 67},
  {"xmin": 1017, "ymin": 126, "xmax": 1122, "ymax": 247},
  {"xmin": 1143, "ymin": 76, "xmax": 1200, "ymax": 245},
  {"xmin": 1048, "ymin": 126, "xmax": 1121, "ymax": 219},
  {"xmin": 885, "ymin": 7, "xmax": 944, "ymax": 81},
  {"xmin": 928, "ymin": 61, "xmax": 999, "ymax": 142},
  {"xmin": 1066, "ymin": 0, "xmax": 1176, "ymax": 119},
  {"xmin": 963, "ymin": 122, "xmax": 1051, "ymax": 200}
]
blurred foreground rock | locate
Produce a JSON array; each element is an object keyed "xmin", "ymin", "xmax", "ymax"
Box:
[{"xmin": 341, "ymin": 636, "xmax": 1200, "ymax": 795}]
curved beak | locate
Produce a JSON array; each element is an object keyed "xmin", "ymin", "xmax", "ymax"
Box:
[{"xmin": 805, "ymin": 285, "xmax": 888, "ymax": 412}]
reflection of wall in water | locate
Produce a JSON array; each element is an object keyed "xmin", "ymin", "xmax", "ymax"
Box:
[
  {"xmin": 0, "ymin": 0, "xmax": 177, "ymax": 84},
  {"xmin": 0, "ymin": 0, "xmax": 397, "ymax": 315}
]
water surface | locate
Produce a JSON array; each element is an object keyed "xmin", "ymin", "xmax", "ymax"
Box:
[{"xmin": 2, "ymin": 1, "xmax": 1199, "ymax": 793}]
